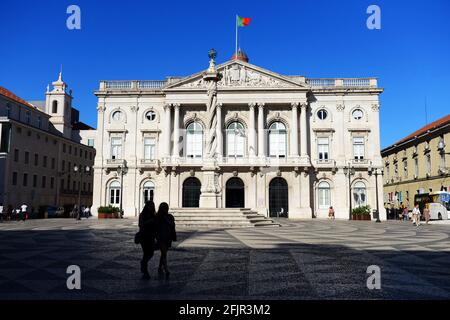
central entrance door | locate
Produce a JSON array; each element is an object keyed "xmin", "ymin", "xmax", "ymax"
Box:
[
  {"xmin": 182, "ymin": 177, "xmax": 201, "ymax": 208},
  {"xmin": 269, "ymin": 177, "xmax": 288, "ymax": 217},
  {"xmin": 226, "ymin": 177, "xmax": 245, "ymax": 208}
]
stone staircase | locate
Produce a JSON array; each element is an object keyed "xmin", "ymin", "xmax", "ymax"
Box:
[{"xmin": 170, "ymin": 208, "xmax": 281, "ymax": 228}]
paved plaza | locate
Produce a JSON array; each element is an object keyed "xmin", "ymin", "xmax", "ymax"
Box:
[{"xmin": 1, "ymin": 218, "xmax": 450, "ymax": 300}]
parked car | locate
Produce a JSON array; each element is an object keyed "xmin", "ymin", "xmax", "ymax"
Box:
[{"xmin": 46, "ymin": 206, "xmax": 65, "ymax": 218}]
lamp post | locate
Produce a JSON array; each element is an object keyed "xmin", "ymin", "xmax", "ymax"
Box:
[
  {"xmin": 343, "ymin": 163, "xmax": 355, "ymax": 220},
  {"xmin": 117, "ymin": 162, "xmax": 127, "ymax": 218},
  {"xmin": 369, "ymin": 166, "xmax": 383, "ymax": 223},
  {"xmin": 73, "ymin": 165, "xmax": 91, "ymax": 220}
]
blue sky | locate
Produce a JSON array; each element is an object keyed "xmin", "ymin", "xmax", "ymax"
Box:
[{"xmin": 0, "ymin": 0, "xmax": 449, "ymax": 148}]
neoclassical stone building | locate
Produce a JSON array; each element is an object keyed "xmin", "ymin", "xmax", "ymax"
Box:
[{"xmin": 92, "ymin": 51, "xmax": 385, "ymax": 220}]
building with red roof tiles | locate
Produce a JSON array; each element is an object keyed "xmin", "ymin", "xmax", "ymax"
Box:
[
  {"xmin": 381, "ymin": 114, "xmax": 450, "ymax": 219},
  {"xmin": 0, "ymin": 73, "xmax": 96, "ymax": 213}
]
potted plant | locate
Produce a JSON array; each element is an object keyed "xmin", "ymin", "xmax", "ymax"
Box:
[
  {"xmin": 352, "ymin": 205, "xmax": 372, "ymax": 221},
  {"xmin": 97, "ymin": 205, "xmax": 120, "ymax": 219}
]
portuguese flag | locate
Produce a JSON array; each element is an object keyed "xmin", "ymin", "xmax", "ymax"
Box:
[{"xmin": 237, "ymin": 15, "xmax": 251, "ymax": 27}]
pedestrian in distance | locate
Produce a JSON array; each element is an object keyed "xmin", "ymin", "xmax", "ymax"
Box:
[
  {"xmin": 137, "ymin": 201, "xmax": 157, "ymax": 280},
  {"xmin": 0, "ymin": 203, "xmax": 4, "ymax": 222},
  {"xmin": 403, "ymin": 204, "xmax": 409, "ymax": 222},
  {"xmin": 156, "ymin": 202, "xmax": 177, "ymax": 280},
  {"xmin": 328, "ymin": 206, "xmax": 335, "ymax": 220},
  {"xmin": 423, "ymin": 205, "xmax": 430, "ymax": 224},
  {"xmin": 412, "ymin": 203, "xmax": 421, "ymax": 227}
]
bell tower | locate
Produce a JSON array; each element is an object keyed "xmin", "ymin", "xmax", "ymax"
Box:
[{"xmin": 45, "ymin": 70, "xmax": 73, "ymax": 138}]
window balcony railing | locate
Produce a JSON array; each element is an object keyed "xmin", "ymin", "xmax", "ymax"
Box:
[{"xmin": 106, "ymin": 158, "xmax": 126, "ymax": 166}]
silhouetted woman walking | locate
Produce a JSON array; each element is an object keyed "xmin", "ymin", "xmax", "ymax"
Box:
[
  {"xmin": 138, "ymin": 201, "xmax": 157, "ymax": 279},
  {"xmin": 156, "ymin": 202, "xmax": 177, "ymax": 279}
]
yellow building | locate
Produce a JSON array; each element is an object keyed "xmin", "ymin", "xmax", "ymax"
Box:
[{"xmin": 382, "ymin": 114, "xmax": 450, "ymax": 218}]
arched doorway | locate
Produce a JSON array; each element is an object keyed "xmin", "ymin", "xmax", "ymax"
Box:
[
  {"xmin": 269, "ymin": 178, "xmax": 288, "ymax": 217},
  {"xmin": 182, "ymin": 177, "xmax": 201, "ymax": 207},
  {"xmin": 226, "ymin": 177, "xmax": 245, "ymax": 208},
  {"xmin": 142, "ymin": 181, "xmax": 155, "ymax": 204}
]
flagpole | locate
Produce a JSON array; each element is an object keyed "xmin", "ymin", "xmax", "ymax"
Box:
[{"xmin": 235, "ymin": 14, "xmax": 238, "ymax": 57}]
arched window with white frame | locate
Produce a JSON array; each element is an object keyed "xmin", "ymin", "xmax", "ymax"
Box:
[
  {"xmin": 318, "ymin": 181, "xmax": 331, "ymax": 209},
  {"xmin": 268, "ymin": 121, "xmax": 287, "ymax": 158},
  {"xmin": 108, "ymin": 180, "xmax": 121, "ymax": 206},
  {"xmin": 226, "ymin": 121, "xmax": 245, "ymax": 158},
  {"xmin": 186, "ymin": 122, "xmax": 203, "ymax": 158},
  {"xmin": 353, "ymin": 181, "xmax": 367, "ymax": 207}
]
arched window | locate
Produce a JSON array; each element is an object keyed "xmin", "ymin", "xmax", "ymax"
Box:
[
  {"xmin": 268, "ymin": 122, "xmax": 287, "ymax": 158},
  {"xmin": 186, "ymin": 122, "xmax": 203, "ymax": 158},
  {"xmin": 226, "ymin": 122, "xmax": 245, "ymax": 158},
  {"xmin": 353, "ymin": 181, "xmax": 367, "ymax": 207},
  {"xmin": 108, "ymin": 180, "xmax": 121, "ymax": 206},
  {"xmin": 318, "ymin": 181, "xmax": 331, "ymax": 209},
  {"xmin": 182, "ymin": 177, "xmax": 201, "ymax": 207},
  {"xmin": 52, "ymin": 101, "xmax": 58, "ymax": 113},
  {"xmin": 142, "ymin": 180, "xmax": 155, "ymax": 204}
]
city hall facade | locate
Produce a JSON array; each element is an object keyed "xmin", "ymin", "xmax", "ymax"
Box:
[{"xmin": 92, "ymin": 52, "xmax": 385, "ymax": 220}]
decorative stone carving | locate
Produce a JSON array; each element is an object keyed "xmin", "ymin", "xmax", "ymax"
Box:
[
  {"xmin": 371, "ymin": 103, "xmax": 380, "ymax": 111},
  {"xmin": 336, "ymin": 104, "xmax": 345, "ymax": 111},
  {"xmin": 97, "ymin": 105, "xmax": 106, "ymax": 113},
  {"xmin": 189, "ymin": 169, "xmax": 195, "ymax": 177},
  {"xmin": 178, "ymin": 64, "xmax": 295, "ymax": 88},
  {"xmin": 233, "ymin": 171, "xmax": 238, "ymax": 177},
  {"xmin": 130, "ymin": 105, "xmax": 139, "ymax": 113}
]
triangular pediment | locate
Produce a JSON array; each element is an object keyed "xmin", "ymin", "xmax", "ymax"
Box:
[{"xmin": 164, "ymin": 60, "xmax": 306, "ymax": 90}]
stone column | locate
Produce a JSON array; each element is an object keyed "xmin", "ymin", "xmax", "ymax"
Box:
[
  {"xmin": 291, "ymin": 102, "xmax": 299, "ymax": 158},
  {"xmin": 257, "ymin": 103, "xmax": 265, "ymax": 159},
  {"xmin": 172, "ymin": 104, "xmax": 180, "ymax": 159},
  {"xmin": 216, "ymin": 103, "xmax": 223, "ymax": 160},
  {"xmin": 248, "ymin": 103, "xmax": 256, "ymax": 158},
  {"xmin": 300, "ymin": 103, "xmax": 309, "ymax": 162},
  {"xmin": 164, "ymin": 104, "xmax": 172, "ymax": 159}
]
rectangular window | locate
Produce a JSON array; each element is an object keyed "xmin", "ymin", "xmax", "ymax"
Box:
[
  {"xmin": 62, "ymin": 160, "xmax": 66, "ymax": 172},
  {"xmin": 111, "ymin": 137, "xmax": 122, "ymax": 159},
  {"xmin": 426, "ymin": 154, "xmax": 431, "ymax": 175},
  {"xmin": 24, "ymin": 151, "xmax": 29, "ymax": 164},
  {"xmin": 23, "ymin": 173, "xmax": 28, "ymax": 187},
  {"xmin": 403, "ymin": 160, "xmax": 408, "ymax": 178},
  {"xmin": 353, "ymin": 137, "xmax": 365, "ymax": 160},
  {"xmin": 43, "ymin": 156, "xmax": 47, "ymax": 168},
  {"xmin": 70, "ymin": 146, "xmax": 73, "ymax": 155},
  {"xmin": 51, "ymin": 158, "xmax": 55, "ymax": 169},
  {"xmin": 25, "ymin": 111, "xmax": 31, "ymax": 124},
  {"xmin": 37, "ymin": 116, "xmax": 42, "ymax": 129},
  {"xmin": 88, "ymin": 139, "xmax": 94, "ymax": 147},
  {"xmin": 0, "ymin": 124, "xmax": 11, "ymax": 152},
  {"xmin": 440, "ymin": 153, "xmax": 446, "ymax": 170},
  {"xmin": 414, "ymin": 158, "xmax": 419, "ymax": 177},
  {"xmin": 61, "ymin": 179, "xmax": 65, "ymax": 190},
  {"xmin": 34, "ymin": 153, "xmax": 38, "ymax": 166},
  {"xmin": 33, "ymin": 174, "xmax": 37, "ymax": 188},
  {"xmin": 50, "ymin": 177, "xmax": 55, "ymax": 189},
  {"xmin": 12, "ymin": 172, "xmax": 17, "ymax": 185},
  {"xmin": 386, "ymin": 164, "xmax": 390, "ymax": 179},
  {"xmin": 144, "ymin": 137, "xmax": 156, "ymax": 160},
  {"xmin": 14, "ymin": 149, "xmax": 19, "ymax": 162},
  {"xmin": 317, "ymin": 137, "xmax": 329, "ymax": 162},
  {"xmin": 73, "ymin": 181, "xmax": 76, "ymax": 191},
  {"xmin": 42, "ymin": 176, "xmax": 46, "ymax": 188},
  {"xmin": 63, "ymin": 144, "xmax": 66, "ymax": 153}
]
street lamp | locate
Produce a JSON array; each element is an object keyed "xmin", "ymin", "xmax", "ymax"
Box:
[
  {"xmin": 343, "ymin": 163, "xmax": 355, "ymax": 220},
  {"xmin": 117, "ymin": 162, "xmax": 128, "ymax": 218},
  {"xmin": 369, "ymin": 166, "xmax": 383, "ymax": 223},
  {"xmin": 73, "ymin": 165, "xmax": 91, "ymax": 220}
]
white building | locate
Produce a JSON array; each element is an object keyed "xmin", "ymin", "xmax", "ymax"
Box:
[{"xmin": 92, "ymin": 51, "xmax": 385, "ymax": 220}]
